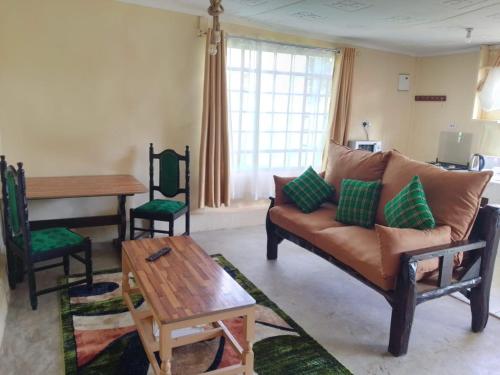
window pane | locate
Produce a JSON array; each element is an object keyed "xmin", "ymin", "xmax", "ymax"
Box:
[
  {"xmin": 274, "ymin": 94, "xmax": 289, "ymax": 113},
  {"xmin": 292, "ymin": 76, "xmax": 305, "ymax": 94},
  {"xmin": 273, "ymin": 114, "xmax": 287, "ymax": 131},
  {"xmin": 289, "ymin": 114, "xmax": 302, "ymax": 131},
  {"xmin": 229, "ymin": 71, "xmax": 241, "ymax": 90},
  {"xmin": 230, "ymin": 92, "xmax": 241, "ymax": 111},
  {"xmin": 258, "ymin": 152, "xmax": 270, "ymax": 168},
  {"xmin": 286, "ymin": 133, "xmax": 301, "ymax": 149},
  {"xmin": 240, "ymin": 132, "xmax": 254, "ymax": 151},
  {"xmin": 244, "ymin": 49, "xmax": 257, "ymax": 70},
  {"xmin": 262, "ymin": 51, "xmax": 275, "ymax": 70},
  {"xmin": 242, "ymin": 93, "xmax": 255, "ymax": 112},
  {"xmin": 243, "ymin": 72, "xmax": 256, "ymax": 92},
  {"xmin": 291, "ymin": 95, "xmax": 303, "ymax": 113},
  {"xmin": 260, "ymin": 113, "xmax": 273, "ymax": 131},
  {"xmin": 228, "ymin": 48, "xmax": 242, "ymax": 67},
  {"xmin": 275, "ymin": 74, "xmax": 290, "ymax": 93},
  {"xmin": 293, "ymin": 55, "xmax": 307, "ymax": 73},
  {"xmin": 261, "ymin": 73, "xmax": 274, "ymax": 93},
  {"xmin": 241, "ymin": 113, "xmax": 254, "ymax": 131},
  {"xmin": 260, "ymin": 93, "xmax": 273, "ymax": 112},
  {"xmin": 271, "ymin": 152, "xmax": 285, "ymax": 168},
  {"xmin": 276, "ymin": 53, "xmax": 292, "ymax": 72},
  {"xmin": 286, "ymin": 152, "xmax": 300, "ymax": 167},
  {"xmin": 259, "ymin": 132, "xmax": 272, "ymax": 151}
]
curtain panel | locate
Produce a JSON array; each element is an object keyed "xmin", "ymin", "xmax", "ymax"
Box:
[
  {"xmin": 473, "ymin": 45, "xmax": 500, "ymax": 121},
  {"xmin": 328, "ymin": 47, "xmax": 355, "ymax": 146},
  {"xmin": 199, "ymin": 29, "xmax": 230, "ymax": 208}
]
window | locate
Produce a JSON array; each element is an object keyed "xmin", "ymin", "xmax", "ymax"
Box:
[{"xmin": 227, "ymin": 37, "xmax": 335, "ymax": 201}]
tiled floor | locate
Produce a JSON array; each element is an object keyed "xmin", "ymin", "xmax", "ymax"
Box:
[{"xmin": 1, "ymin": 226, "xmax": 500, "ymax": 374}]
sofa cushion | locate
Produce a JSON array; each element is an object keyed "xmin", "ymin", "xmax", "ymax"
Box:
[
  {"xmin": 336, "ymin": 179, "xmax": 382, "ymax": 228},
  {"xmin": 269, "ymin": 203, "xmax": 347, "ymax": 243},
  {"xmin": 376, "ymin": 225, "xmax": 452, "ymax": 289},
  {"xmin": 324, "ymin": 142, "xmax": 389, "ymax": 203},
  {"xmin": 384, "ymin": 175, "xmax": 435, "ymax": 230},
  {"xmin": 283, "ymin": 167, "xmax": 335, "ymax": 213},
  {"xmin": 309, "ymin": 226, "xmax": 390, "ymax": 290},
  {"xmin": 273, "ymin": 172, "xmax": 326, "ymax": 206},
  {"xmin": 376, "ymin": 151, "xmax": 492, "ymax": 241}
]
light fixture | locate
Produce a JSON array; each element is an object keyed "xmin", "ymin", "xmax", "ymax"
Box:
[
  {"xmin": 208, "ymin": 0, "xmax": 224, "ymax": 56},
  {"xmin": 465, "ymin": 27, "xmax": 473, "ymax": 44}
]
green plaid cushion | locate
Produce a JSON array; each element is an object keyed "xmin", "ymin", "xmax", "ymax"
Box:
[
  {"xmin": 336, "ymin": 179, "xmax": 382, "ymax": 228},
  {"xmin": 384, "ymin": 175, "xmax": 435, "ymax": 229},
  {"xmin": 283, "ymin": 167, "xmax": 335, "ymax": 213}
]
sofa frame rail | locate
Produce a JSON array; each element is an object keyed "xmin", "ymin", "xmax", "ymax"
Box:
[{"xmin": 265, "ymin": 197, "xmax": 500, "ymax": 356}]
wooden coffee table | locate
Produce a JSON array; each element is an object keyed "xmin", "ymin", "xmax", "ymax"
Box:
[{"xmin": 122, "ymin": 236, "xmax": 256, "ymax": 375}]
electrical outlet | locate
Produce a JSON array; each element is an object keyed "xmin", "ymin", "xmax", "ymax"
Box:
[
  {"xmin": 448, "ymin": 123, "xmax": 457, "ymax": 130},
  {"xmin": 361, "ymin": 121, "xmax": 371, "ymax": 128}
]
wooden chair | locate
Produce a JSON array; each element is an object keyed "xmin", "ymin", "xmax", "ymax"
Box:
[
  {"xmin": 130, "ymin": 144, "xmax": 190, "ymax": 239},
  {"xmin": 0, "ymin": 157, "xmax": 92, "ymax": 310}
]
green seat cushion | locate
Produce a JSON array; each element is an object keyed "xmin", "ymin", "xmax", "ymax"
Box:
[
  {"xmin": 384, "ymin": 175, "xmax": 436, "ymax": 230},
  {"xmin": 14, "ymin": 227, "xmax": 85, "ymax": 254},
  {"xmin": 283, "ymin": 166, "xmax": 335, "ymax": 213},
  {"xmin": 336, "ymin": 179, "xmax": 382, "ymax": 228},
  {"xmin": 134, "ymin": 199, "xmax": 186, "ymax": 216}
]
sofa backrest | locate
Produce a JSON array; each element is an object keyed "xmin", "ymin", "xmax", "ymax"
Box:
[
  {"xmin": 324, "ymin": 142, "xmax": 390, "ymax": 203},
  {"xmin": 376, "ymin": 151, "xmax": 493, "ymax": 241}
]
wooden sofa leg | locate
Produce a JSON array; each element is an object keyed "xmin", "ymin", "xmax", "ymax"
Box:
[
  {"xmin": 266, "ymin": 207, "xmax": 279, "ymax": 260},
  {"xmin": 470, "ymin": 284, "xmax": 490, "ymax": 332},
  {"xmin": 388, "ymin": 261, "xmax": 417, "ymax": 356}
]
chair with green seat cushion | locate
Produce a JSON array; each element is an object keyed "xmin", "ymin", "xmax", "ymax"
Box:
[
  {"xmin": 0, "ymin": 157, "xmax": 93, "ymax": 310},
  {"xmin": 129, "ymin": 144, "xmax": 190, "ymax": 239}
]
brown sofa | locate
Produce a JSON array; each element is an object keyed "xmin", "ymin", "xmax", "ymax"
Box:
[{"xmin": 266, "ymin": 142, "xmax": 500, "ymax": 356}]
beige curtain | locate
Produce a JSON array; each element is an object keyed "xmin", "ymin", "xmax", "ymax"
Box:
[
  {"xmin": 473, "ymin": 45, "xmax": 500, "ymax": 121},
  {"xmin": 329, "ymin": 47, "xmax": 356, "ymax": 145},
  {"xmin": 199, "ymin": 29, "xmax": 230, "ymax": 208}
]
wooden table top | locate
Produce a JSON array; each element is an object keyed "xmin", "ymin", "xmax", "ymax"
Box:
[
  {"xmin": 26, "ymin": 174, "xmax": 147, "ymax": 199},
  {"xmin": 122, "ymin": 236, "xmax": 256, "ymax": 324}
]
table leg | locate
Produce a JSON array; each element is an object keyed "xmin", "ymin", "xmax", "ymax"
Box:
[
  {"xmin": 160, "ymin": 325, "xmax": 173, "ymax": 375},
  {"xmin": 122, "ymin": 254, "xmax": 130, "ymax": 294},
  {"xmin": 113, "ymin": 195, "xmax": 127, "ymax": 249},
  {"xmin": 242, "ymin": 308, "xmax": 255, "ymax": 375}
]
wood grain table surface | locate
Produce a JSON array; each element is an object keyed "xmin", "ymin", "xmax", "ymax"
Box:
[
  {"xmin": 26, "ymin": 174, "xmax": 147, "ymax": 200},
  {"xmin": 122, "ymin": 236, "xmax": 256, "ymax": 324}
]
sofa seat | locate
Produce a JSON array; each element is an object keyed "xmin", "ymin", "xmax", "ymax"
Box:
[
  {"xmin": 269, "ymin": 203, "xmax": 348, "ymax": 244},
  {"xmin": 309, "ymin": 226, "xmax": 392, "ymax": 290}
]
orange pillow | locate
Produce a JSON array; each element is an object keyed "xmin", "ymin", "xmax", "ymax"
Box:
[
  {"xmin": 376, "ymin": 151, "xmax": 492, "ymax": 241},
  {"xmin": 324, "ymin": 142, "xmax": 389, "ymax": 203},
  {"xmin": 376, "ymin": 224, "xmax": 451, "ymax": 289}
]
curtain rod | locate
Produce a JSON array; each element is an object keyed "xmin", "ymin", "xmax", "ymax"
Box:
[{"xmin": 226, "ymin": 35, "xmax": 340, "ymax": 54}]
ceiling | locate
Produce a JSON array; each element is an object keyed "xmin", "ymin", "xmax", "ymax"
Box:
[{"xmin": 119, "ymin": 0, "xmax": 500, "ymax": 56}]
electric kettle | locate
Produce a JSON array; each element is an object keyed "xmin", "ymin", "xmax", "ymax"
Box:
[{"xmin": 469, "ymin": 154, "xmax": 485, "ymax": 171}]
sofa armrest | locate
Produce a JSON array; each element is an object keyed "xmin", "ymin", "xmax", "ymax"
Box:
[{"xmin": 402, "ymin": 240, "xmax": 486, "ymax": 263}]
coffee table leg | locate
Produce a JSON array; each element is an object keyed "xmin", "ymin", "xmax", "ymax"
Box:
[
  {"xmin": 160, "ymin": 325, "xmax": 173, "ymax": 375},
  {"xmin": 243, "ymin": 308, "xmax": 255, "ymax": 374},
  {"xmin": 122, "ymin": 255, "xmax": 130, "ymax": 293}
]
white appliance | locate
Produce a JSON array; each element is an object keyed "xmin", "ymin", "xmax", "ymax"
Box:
[{"xmin": 347, "ymin": 140, "xmax": 382, "ymax": 153}]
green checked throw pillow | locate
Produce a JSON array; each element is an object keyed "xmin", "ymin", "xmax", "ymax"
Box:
[
  {"xmin": 283, "ymin": 166, "xmax": 335, "ymax": 213},
  {"xmin": 384, "ymin": 175, "xmax": 435, "ymax": 230},
  {"xmin": 336, "ymin": 179, "xmax": 382, "ymax": 228}
]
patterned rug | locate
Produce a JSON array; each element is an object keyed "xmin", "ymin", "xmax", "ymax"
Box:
[{"xmin": 59, "ymin": 255, "xmax": 351, "ymax": 375}]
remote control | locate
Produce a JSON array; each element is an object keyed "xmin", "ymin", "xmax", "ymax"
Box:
[{"xmin": 146, "ymin": 247, "xmax": 172, "ymax": 262}]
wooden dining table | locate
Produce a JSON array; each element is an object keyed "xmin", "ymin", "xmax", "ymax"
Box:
[{"xmin": 26, "ymin": 175, "xmax": 147, "ymax": 247}]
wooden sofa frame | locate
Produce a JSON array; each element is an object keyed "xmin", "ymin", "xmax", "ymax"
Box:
[{"xmin": 266, "ymin": 197, "xmax": 500, "ymax": 356}]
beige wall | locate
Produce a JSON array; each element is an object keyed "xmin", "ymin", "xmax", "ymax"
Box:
[
  {"xmin": 349, "ymin": 48, "xmax": 416, "ymax": 152},
  {"xmin": 0, "ymin": 0, "xmax": 417, "ymax": 242},
  {"xmin": 409, "ymin": 51, "xmax": 500, "ymax": 162}
]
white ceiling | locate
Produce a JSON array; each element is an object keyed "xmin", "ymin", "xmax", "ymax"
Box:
[{"xmin": 119, "ymin": 0, "xmax": 500, "ymax": 56}]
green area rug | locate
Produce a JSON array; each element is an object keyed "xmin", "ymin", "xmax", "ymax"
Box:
[{"xmin": 59, "ymin": 254, "xmax": 351, "ymax": 374}]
